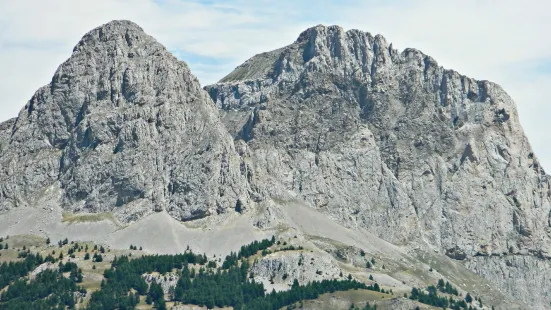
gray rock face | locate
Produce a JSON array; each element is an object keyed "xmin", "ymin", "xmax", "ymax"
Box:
[
  {"xmin": 0, "ymin": 20, "xmax": 249, "ymax": 222},
  {"xmin": 205, "ymin": 25, "xmax": 551, "ymax": 308},
  {"xmin": 207, "ymin": 24, "xmax": 551, "ymax": 255},
  {"xmin": 1, "ymin": 21, "xmax": 550, "ymax": 308},
  {"xmin": 250, "ymin": 250, "xmax": 345, "ymax": 292},
  {"xmin": 466, "ymin": 254, "xmax": 551, "ymax": 308},
  {"xmin": 143, "ymin": 272, "xmax": 179, "ymax": 295}
]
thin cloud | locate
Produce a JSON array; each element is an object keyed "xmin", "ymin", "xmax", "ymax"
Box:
[{"xmin": 0, "ymin": 0, "xmax": 549, "ymax": 168}]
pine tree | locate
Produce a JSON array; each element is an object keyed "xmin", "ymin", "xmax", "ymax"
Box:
[
  {"xmin": 148, "ymin": 281, "xmax": 164, "ymax": 303},
  {"xmin": 155, "ymin": 298, "xmax": 167, "ymax": 310},
  {"xmin": 46, "ymin": 237, "xmax": 50, "ymax": 245}
]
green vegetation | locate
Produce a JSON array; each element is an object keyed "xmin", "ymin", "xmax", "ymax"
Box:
[
  {"xmin": 278, "ymin": 245, "xmax": 304, "ymax": 252},
  {"xmin": 348, "ymin": 302, "xmax": 377, "ymax": 310},
  {"xmin": 409, "ymin": 280, "xmax": 470, "ymax": 310},
  {"xmin": 0, "ymin": 253, "xmax": 44, "ymax": 290},
  {"xmin": 91, "ymin": 237, "xmax": 383, "ymax": 309},
  {"xmin": 437, "ymin": 278, "xmax": 459, "ymax": 295},
  {"xmin": 245, "ymin": 278, "xmax": 368, "ymax": 310},
  {"xmin": 0, "ymin": 269, "xmax": 86, "ymax": 309},
  {"xmin": 238, "ymin": 236, "xmax": 275, "ymax": 259},
  {"xmin": 92, "ymin": 253, "xmax": 103, "ymax": 262},
  {"xmin": 0, "ymin": 237, "xmax": 388, "ymax": 310},
  {"xmin": 87, "ymin": 251, "xmax": 208, "ymax": 309},
  {"xmin": 61, "ymin": 212, "xmax": 115, "ymax": 224},
  {"xmin": 222, "ymin": 236, "xmax": 276, "ymax": 269},
  {"xmin": 363, "ymin": 302, "xmax": 377, "ymax": 310}
]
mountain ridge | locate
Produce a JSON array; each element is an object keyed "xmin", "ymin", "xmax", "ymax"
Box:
[
  {"xmin": 205, "ymin": 23, "xmax": 551, "ymax": 308},
  {"xmin": 0, "ymin": 20, "xmax": 549, "ymax": 309}
]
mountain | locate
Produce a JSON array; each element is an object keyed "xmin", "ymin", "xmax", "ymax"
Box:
[
  {"xmin": 205, "ymin": 25, "xmax": 551, "ymax": 308},
  {"xmin": 0, "ymin": 20, "xmax": 549, "ymax": 309},
  {"xmin": 0, "ymin": 20, "xmax": 249, "ymax": 223}
]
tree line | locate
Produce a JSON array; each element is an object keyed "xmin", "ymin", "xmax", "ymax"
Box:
[{"xmin": 0, "ymin": 236, "xmax": 387, "ymax": 310}]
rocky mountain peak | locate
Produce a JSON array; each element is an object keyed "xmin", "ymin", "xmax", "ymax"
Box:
[
  {"xmin": 1, "ymin": 20, "xmax": 247, "ymax": 222},
  {"xmin": 72, "ymin": 20, "xmax": 148, "ymax": 52},
  {"xmin": 295, "ymin": 24, "xmax": 346, "ymax": 44},
  {"xmin": 295, "ymin": 24, "xmax": 392, "ymax": 63},
  {"xmin": 208, "ymin": 23, "xmax": 550, "ymax": 259}
]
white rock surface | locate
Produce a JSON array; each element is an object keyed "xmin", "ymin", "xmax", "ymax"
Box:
[
  {"xmin": 143, "ymin": 272, "xmax": 179, "ymax": 295},
  {"xmin": 250, "ymin": 250, "xmax": 345, "ymax": 292}
]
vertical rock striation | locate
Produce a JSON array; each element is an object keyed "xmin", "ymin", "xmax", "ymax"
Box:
[
  {"xmin": 0, "ymin": 20, "xmax": 249, "ymax": 222},
  {"xmin": 205, "ymin": 25, "xmax": 551, "ymax": 308}
]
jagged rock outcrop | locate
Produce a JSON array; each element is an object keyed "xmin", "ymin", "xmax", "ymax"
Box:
[
  {"xmin": 0, "ymin": 20, "xmax": 250, "ymax": 222},
  {"xmin": 143, "ymin": 272, "xmax": 179, "ymax": 295},
  {"xmin": 250, "ymin": 250, "xmax": 346, "ymax": 292}
]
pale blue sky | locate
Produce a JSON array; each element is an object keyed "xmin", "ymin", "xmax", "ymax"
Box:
[{"xmin": 1, "ymin": 0, "xmax": 550, "ymax": 168}]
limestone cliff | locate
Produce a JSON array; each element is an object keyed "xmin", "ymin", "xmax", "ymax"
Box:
[
  {"xmin": 0, "ymin": 20, "xmax": 250, "ymax": 222},
  {"xmin": 205, "ymin": 25, "xmax": 551, "ymax": 308},
  {"xmin": 1, "ymin": 21, "xmax": 550, "ymax": 309}
]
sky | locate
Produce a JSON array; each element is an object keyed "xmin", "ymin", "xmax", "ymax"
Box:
[{"xmin": 1, "ymin": 0, "xmax": 550, "ymax": 169}]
